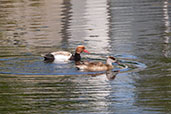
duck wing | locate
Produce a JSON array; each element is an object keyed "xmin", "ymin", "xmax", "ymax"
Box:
[{"xmin": 87, "ymin": 62, "xmax": 104, "ymax": 66}]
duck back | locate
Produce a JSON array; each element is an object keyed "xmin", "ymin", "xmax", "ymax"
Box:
[{"xmin": 76, "ymin": 61, "xmax": 113, "ymax": 72}]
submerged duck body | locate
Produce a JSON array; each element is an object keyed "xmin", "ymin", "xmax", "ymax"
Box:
[
  {"xmin": 76, "ymin": 56, "xmax": 118, "ymax": 72},
  {"xmin": 43, "ymin": 45, "xmax": 89, "ymax": 62}
]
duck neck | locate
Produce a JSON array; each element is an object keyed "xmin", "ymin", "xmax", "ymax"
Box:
[
  {"xmin": 74, "ymin": 53, "xmax": 81, "ymax": 61},
  {"xmin": 106, "ymin": 59, "xmax": 113, "ymax": 66}
]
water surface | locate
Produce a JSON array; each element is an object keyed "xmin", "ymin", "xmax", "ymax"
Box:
[{"xmin": 0, "ymin": 0, "xmax": 171, "ymax": 114}]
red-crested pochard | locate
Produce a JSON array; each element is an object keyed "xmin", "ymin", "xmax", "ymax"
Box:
[
  {"xmin": 43, "ymin": 45, "xmax": 90, "ymax": 62},
  {"xmin": 76, "ymin": 56, "xmax": 118, "ymax": 71}
]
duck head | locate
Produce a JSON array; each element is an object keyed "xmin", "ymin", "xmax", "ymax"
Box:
[
  {"xmin": 106, "ymin": 56, "xmax": 118, "ymax": 65},
  {"xmin": 76, "ymin": 45, "xmax": 90, "ymax": 54}
]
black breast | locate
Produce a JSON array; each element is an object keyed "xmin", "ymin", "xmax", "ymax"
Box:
[{"xmin": 70, "ymin": 53, "xmax": 81, "ymax": 62}]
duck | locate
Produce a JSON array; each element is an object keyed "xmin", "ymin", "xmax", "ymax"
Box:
[
  {"xmin": 43, "ymin": 45, "xmax": 90, "ymax": 62},
  {"xmin": 76, "ymin": 56, "xmax": 118, "ymax": 72}
]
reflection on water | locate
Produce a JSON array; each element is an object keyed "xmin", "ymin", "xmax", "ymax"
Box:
[
  {"xmin": 0, "ymin": 0, "xmax": 171, "ymax": 114},
  {"xmin": 0, "ymin": 0, "xmax": 64, "ymax": 55},
  {"xmin": 162, "ymin": 0, "xmax": 170, "ymax": 57}
]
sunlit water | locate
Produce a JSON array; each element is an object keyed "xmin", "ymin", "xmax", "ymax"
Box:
[{"xmin": 0, "ymin": 0, "xmax": 171, "ymax": 114}]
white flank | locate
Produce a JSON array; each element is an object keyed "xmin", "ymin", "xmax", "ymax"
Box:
[{"xmin": 51, "ymin": 51, "xmax": 72, "ymax": 62}]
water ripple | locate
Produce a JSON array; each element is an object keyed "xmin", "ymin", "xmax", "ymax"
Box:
[{"xmin": 0, "ymin": 54, "xmax": 146, "ymax": 76}]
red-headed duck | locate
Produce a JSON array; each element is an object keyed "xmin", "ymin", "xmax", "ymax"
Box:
[{"xmin": 43, "ymin": 45, "xmax": 90, "ymax": 62}]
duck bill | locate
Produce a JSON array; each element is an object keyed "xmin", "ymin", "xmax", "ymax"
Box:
[
  {"xmin": 115, "ymin": 60, "xmax": 120, "ymax": 64},
  {"xmin": 83, "ymin": 49, "xmax": 90, "ymax": 54}
]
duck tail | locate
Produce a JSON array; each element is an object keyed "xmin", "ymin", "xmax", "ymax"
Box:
[{"xmin": 43, "ymin": 53, "xmax": 55, "ymax": 62}]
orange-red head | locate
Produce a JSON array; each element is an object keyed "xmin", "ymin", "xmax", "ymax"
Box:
[{"xmin": 76, "ymin": 45, "xmax": 90, "ymax": 54}]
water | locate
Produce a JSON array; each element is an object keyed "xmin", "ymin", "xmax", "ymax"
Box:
[{"xmin": 0, "ymin": 0, "xmax": 170, "ymax": 114}]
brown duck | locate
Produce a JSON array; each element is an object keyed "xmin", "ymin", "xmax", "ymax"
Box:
[{"xmin": 76, "ymin": 56, "xmax": 118, "ymax": 72}]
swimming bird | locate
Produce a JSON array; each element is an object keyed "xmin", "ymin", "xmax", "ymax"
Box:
[
  {"xmin": 76, "ymin": 56, "xmax": 118, "ymax": 72},
  {"xmin": 43, "ymin": 45, "xmax": 90, "ymax": 62}
]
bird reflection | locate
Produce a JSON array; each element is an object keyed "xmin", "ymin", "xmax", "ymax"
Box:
[
  {"xmin": 88, "ymin": 70, "xmax": 119, "ymax": 81},
  {"xmin": 106, "ymin": 70, "xmax": 119, "ymax": 80}
]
